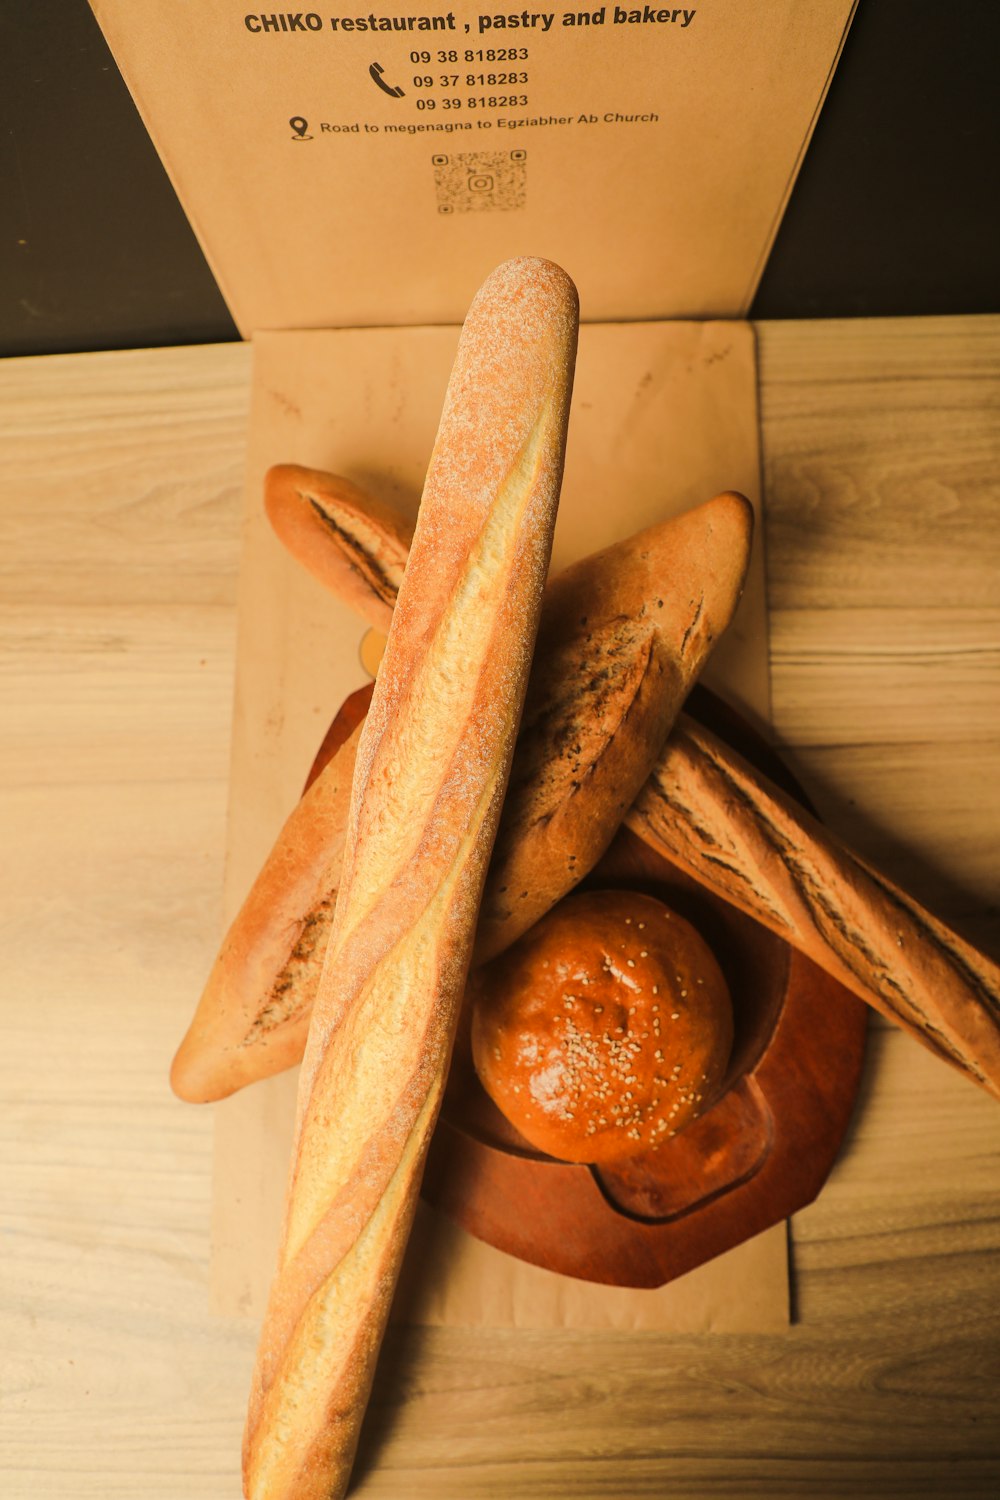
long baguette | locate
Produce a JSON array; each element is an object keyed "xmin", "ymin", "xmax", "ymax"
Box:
[
  {"xmin": 241, "ymin": 257, "xmax": 578, "ymax": 1500},
  {"xmin": 171, "ymin": 490, "xmax": 751, "ymax": 1101},
  {"xmin": 625, "ymin": 715, "xmax": 1000, "ymax": 1099}
]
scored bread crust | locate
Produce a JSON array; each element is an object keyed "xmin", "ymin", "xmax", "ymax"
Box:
[
  {"xmin": 261, "ymin": 478, "xmax": 999, "ymax": 1099},
  {"xmin": 241, "ymin": 257, "xmax": 579, "ymax": 1500},
  {"xmin": 170, "ymin": 491, "xmax": 752, "ymax": 1101},
  {"xmin": 264, "ymin": 465, "xmax": 414, "ymax": 632},
  {"xmin": 169, "ymin": 725, "xmax": 362, "ymax": 1103},
  {"xmin": 625, "ymin": 715, "xmax": 1000, "ymax": 1099},
  {"xmin": 475, "ymin": 491, "xmax": 752, "ymax": 962}
]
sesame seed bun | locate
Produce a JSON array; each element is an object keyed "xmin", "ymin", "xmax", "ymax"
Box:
[{"xmin": 469, "ymin": 888, "xmax": 733, "ymax": 1164}]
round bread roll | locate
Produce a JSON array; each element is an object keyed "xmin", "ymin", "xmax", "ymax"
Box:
[{"xmin": 469, "ymin": 888, "xmax": 733, "ymax": 1164}]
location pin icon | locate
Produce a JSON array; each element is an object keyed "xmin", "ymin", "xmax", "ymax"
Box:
[{"xmin": 290, "ymin": 116, "xmax": 310, "ymax": 139}]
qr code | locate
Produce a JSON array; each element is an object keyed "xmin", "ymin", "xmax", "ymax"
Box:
[{"xmin": 432, "ymin": 151, "xmax": 527, "ymax": 214}]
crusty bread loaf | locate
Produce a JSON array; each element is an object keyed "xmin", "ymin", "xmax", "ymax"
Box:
[
  {"xmin": 241, "ymin": 257, "xmax": 578, "ymax": 1500},
  {"xmin": 169, "ymin": 724, "xmax": 363, "ymax": 1103},
  {"xmin": 171, "ymin": 491, "xmax": 752, "ymax": 1102},
  {"xmin": 625, "ymin": 714, "xmax": 1000, "ymax": 1100},
  {"xmin": 303, "ymin": 681, "xmax": 374, "ymax": 795},
  {"xmin": 264, "ymin": 465, "xmax": 414, "ymax": 632},
  {"xmin": 469, "ymin": 887, "xmax": 734, "ymax": 1163},
  {"xmin": 296, "ymin": 486, "xmax": 754, "ymax": 963},
  {"xmin": 476, "ymin": 489, "xmax": 752, "ymax": 962}
]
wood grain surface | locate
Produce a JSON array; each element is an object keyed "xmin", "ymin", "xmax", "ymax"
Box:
[{"xmin": 1, "ymin": 320, "xmax": 998, "ymax": 1498}]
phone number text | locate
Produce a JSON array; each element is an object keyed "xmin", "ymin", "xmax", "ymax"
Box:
[
  {"xmin": 413, "ymin": 73, "xmax": 528, "ymax": 87},
  {"xmin": 410, "ymin": 47, "xmax": 529, "ymax": 62},
  {"xmin": 416, "ymin": 95, "xmax": 529, "ymax": 110}
]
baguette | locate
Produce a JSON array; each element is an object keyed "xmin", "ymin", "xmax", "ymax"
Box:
[
  {"xmin": 169, "ymin": 724, "xmax": 362, "ymax": 1103},
  {"xmin": 475, "ymin": 489, "xmax": 752, "ymax": 961},
  {"xmin": 241, "ymin": 257, "xmax": 578, "ymax": 1500},
  {"xmin": 171, "ymin": 491, "xmax": 751, "ymax": 1101},
  {"xmin": 625, "ymin": 715, "xmax": 1000, "ymax": 1099},
  {"xmin": 264, "ymin": 466, "xmax": 414, "ymax": 632}
]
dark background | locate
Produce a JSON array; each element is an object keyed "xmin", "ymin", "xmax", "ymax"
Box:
[{"xmin": 2, "ymin": 1, "xmax": 998, "ymax": 358}]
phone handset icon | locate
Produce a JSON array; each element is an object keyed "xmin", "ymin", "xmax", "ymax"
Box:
[{"xmin": 369, "ymin": 62, "xmax": 405, "ymax": 98}]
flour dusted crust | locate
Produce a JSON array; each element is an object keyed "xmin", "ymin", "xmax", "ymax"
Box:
[
  {"xmin": 242, "ymin": 257, "xmax": 579, "ymax": 1500},
  {"xmin": 470, "ymin": 888, "xmax": 734, "ymax": 1163}
]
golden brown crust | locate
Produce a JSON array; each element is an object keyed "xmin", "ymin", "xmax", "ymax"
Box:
[
  {"xmin": 470, "ymin": 888, "xmax": 733, "ymax": 1163},
  {"xmin": 536, "ymin": 490, "xmax": 753, "ymax": 659},
  {"xmin": 474, "ymin": 490, "xmax": 753, "ymax": 962},
  {"xmin": 242, "ymin": 257, "xmax": 579, "ymax": 1500},
  {"xmin": 172, "ymin": 493, "xmax": 752, "ymax": 1102},
  {"xmin": 169, "ymin": 723, "xmax": 362, "ymax": 1103},
  {"xmin": 625, "ymin": 714, "xmax": 1000, "ymax": 1100},
  {"xmin": 264, "ymin": 465, "xmax": 414, "ymax": 633}
]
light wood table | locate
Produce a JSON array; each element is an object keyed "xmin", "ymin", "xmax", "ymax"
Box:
[{"xmin": 2, "ymin": 318, "xmax": 998, "ymax": 1498}]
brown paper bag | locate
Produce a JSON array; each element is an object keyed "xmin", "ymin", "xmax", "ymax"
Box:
[
  {"xmin": 210, "ymin": 317, "xmax": 789, "ymax": 1332},
  {"xmin": 92, "ymin": 1, "xmax": 856, "ymax": 332}
]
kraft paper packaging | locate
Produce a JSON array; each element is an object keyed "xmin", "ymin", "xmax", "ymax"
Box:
[
  {"xmin": 209, "ymin": 317, "xmax": 790, "ymax": 1332},
  {"xmin": 91, "ymin": 0, "xmax": 856, "ymax": 331}
]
